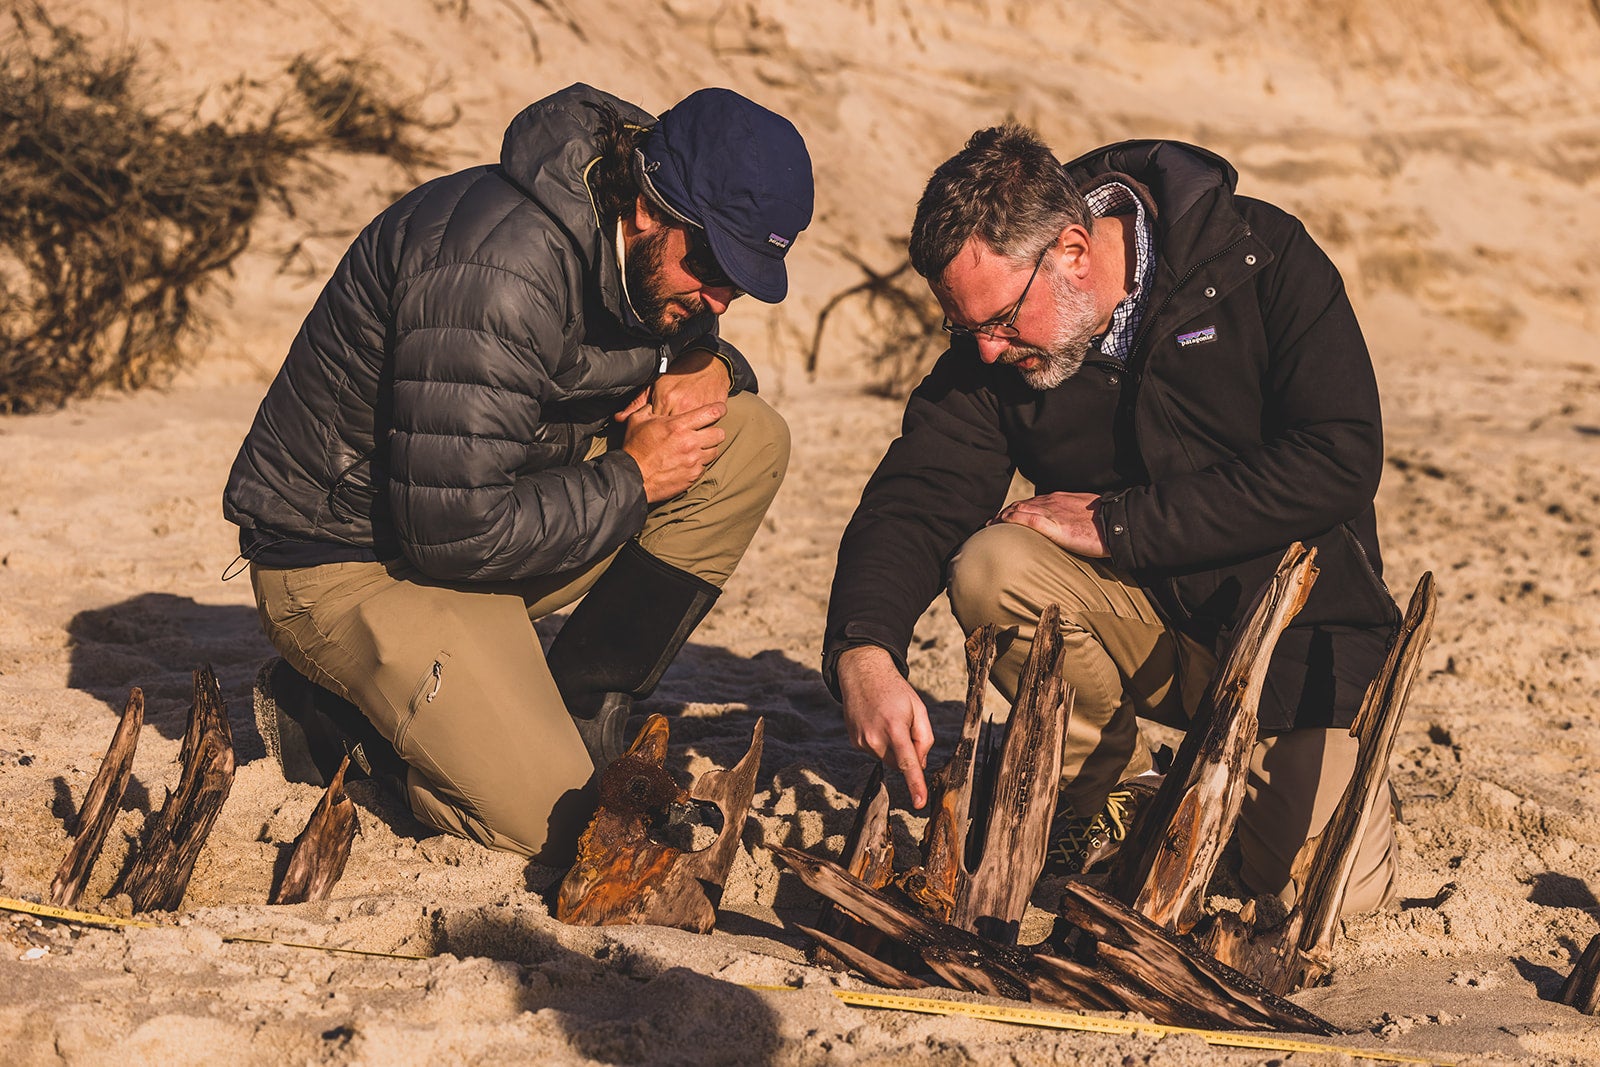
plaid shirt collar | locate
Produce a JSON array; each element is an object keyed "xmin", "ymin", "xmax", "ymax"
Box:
[{"xmin": 1083, "ymin": 181, "xmax": 1155, "ymax": 365}]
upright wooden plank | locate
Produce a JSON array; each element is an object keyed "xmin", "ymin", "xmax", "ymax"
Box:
[
  {"xmin": 808, "ymin": 764, "xmax": 895, "ymax": 970},
  {"xmin": 954, "ymin": 605, "xmax": 1070, "ymax": 943},
  {"xmin": 271, "ymin": 755, "xmax": 359, "ymax": 905},
  {"xmin": 50, "ymin": 688, "xmax": 144, "ymax": 908},
  {"xmin": 1290, "ymin": 571, "xmax": 1437, "ymax": 981},
  {"xmin": 115, "ymin": 667, "xmax": 236, "ymax": 912},
  {"xmin": 1113, "ymin": 544, "xmax": 1319, "ymax": 933},
  {"xmin": 907, "ymin": 625, "xmax": 997, "ymax": 920}
]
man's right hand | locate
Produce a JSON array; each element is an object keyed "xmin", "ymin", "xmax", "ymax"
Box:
[
  {"xmin": 619, "ymin": 394, "xmax": 726, "ymax": 503},
  {"xmin": 836, "ymin": 645, "xmax": 934, "ymax": 808}
]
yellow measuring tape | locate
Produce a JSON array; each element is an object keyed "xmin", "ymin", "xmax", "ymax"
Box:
[
  {"xmin": 748, "ymin": 986, "xmax": 1457, "ymax": 1066},
  {"xmin": 0, "ymin": 896, "xmax": 430, "ymax": 960},
  {"xmin": 3, "ymin": 897, "xmax": 1454, "ymax": 1063}
]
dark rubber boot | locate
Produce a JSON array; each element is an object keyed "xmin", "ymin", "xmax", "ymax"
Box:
[
  {"xmin": 545, "ymin": 540, "xmax": 719, "ymax": 770},
  {"xmin": 252, "ymin": 658, "xmax": 406, "ymax": 792}
]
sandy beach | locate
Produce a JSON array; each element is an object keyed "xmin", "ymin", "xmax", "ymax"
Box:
[{"xmin": 3, "ymin": 1, "xmax": 1600, "ymax": 1063}]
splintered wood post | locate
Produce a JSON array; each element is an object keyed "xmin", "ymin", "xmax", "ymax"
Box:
[
  {"xmin": 1110, "ymin": 544, "xmax": 1319, "ymax": 934},
  {"xmin": 902, "ymin": 624, "xmax": 997, "ymax": 920},
  {"xmin": 556, "ymin": 715, "xmax": 764, "ymax": 933},
  {"xmin": 271, "ymin": 755, "xmax": 359, "ymax": 905},
  {"xmin": 1289, "ymin": 571, "xmax": 1436, "ymax": 984},
  {"xmin": 1560, "ymin": 934, "xmax": 1600, "ymax": 1015},
  {"xmin": 114, "ymin": 666, "xmax": 236, "ymax": 913},
  {"xmin": 772, "ymin": 845, "xmax": 1338, "ymax": 1033},
  {"xmin": 1056, "ymin": 882, "xmax": 1340, "ymax": 1035},
  {"xmin": 954, "ymin": 605, "xmax": 1070, "ymax": 943},
  {"xmin": 808, "ymin": 763, "xmax": 896, "ymax": 972},
  {"xmin": 49, "ymin": 688, "xmax": 145, "ymax": 908}
]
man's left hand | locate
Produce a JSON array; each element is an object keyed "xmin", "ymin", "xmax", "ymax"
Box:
[
  {"xmin": 647, "ymin": 348, "xmax": 732, "ymax": 418},
  {"xmin": 993, "ymin": 491, "xmax": 1109, "ymax": 557}
]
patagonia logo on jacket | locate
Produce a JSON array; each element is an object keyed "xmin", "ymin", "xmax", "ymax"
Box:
[{"xmin": 1176, "ymin": 325, "xmax": 1217, "ymax": 347}]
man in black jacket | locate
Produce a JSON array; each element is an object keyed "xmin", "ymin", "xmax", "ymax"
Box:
[
  {"xmin": 825, "ymin": 125, "xmax": 1399, "ymax": 913},
  {"xmin": 226, "ymin": 84, "xmax": 811, "ymax": 861}
]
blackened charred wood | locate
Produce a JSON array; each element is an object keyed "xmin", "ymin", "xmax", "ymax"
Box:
[
  {"xmin": 50, "ymin": 688, "xmax": 144, "ymax": 908},
  {"xmin": 115, "ymin": 666, "xmax": 236, "ymax": 912},
  {"xmin": 1109, "ymin": 544, "xmax": 1320, "ymax": 934},
  {"xmin": 271, "ymin": 754, "xmax": 359, "ymax": 905},
  {"xmin": 798, "ymin": 922, "xmax": 927, "ymax": 989}
]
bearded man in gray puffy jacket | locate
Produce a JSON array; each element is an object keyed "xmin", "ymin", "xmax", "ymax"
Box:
[{"xmin": 224, "ymin": 84, "xmax": 812, "ymax": 861}]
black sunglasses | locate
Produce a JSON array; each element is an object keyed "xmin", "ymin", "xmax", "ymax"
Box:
[{"xmin": 681, "ymin": 225, "xmax": 738, "ymax": 292}]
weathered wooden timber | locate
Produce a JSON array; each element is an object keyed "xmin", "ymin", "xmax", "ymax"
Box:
[
  {"xmin": 556, "ymin": 714, "xmax": 764, "ymax": 933},
  {"xmin": 1199, "ymin": 571, "xmax": 1438, "ymax": 993},
  {"xmin": 1560, "ymin": 933, "xmax": 1600, "ymax": 1015},
  {"xmin": 807, "ymin": 763, "xmax": 896, "ymax": 971},
  {"xmin": 1106, "ymin": 543, "xmax": 1321, "ymax": 934},
  {"xmin": 774, "ymin": 845, "xmax": 1337, "ymax": 1033},
  {"xmin": 49, "ymin": 687, "xmax": 144, "ymax": 908},
  {"xmin": 270, "ymin": 754, "xmax": 359, "ymax": 905},
  {"xmin": 113, "ymin": 666, "xmax": 236, "ymax": 912}
]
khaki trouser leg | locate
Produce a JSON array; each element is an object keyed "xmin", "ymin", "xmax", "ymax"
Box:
[
  {"xmin": 948, "ymin": 523, "xmax": 1208, "ymax": 818},
  {"xmin": 252, "ymin": 561, "xmax": 594, "ymax": 860},
  {"xmin": 1239, "ymin": 728, "xmax": 1398, "ymax": 913},
  {"xmin": 946, "ymin": 522, "xmax": 1397, "ymax": 916},
  {"xmin": 249, "ymin": 391, "xmax": 790, "ymax": 858}
]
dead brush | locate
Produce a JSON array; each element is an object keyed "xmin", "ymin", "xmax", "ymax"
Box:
[
  {"xmin": 806, "ymin": 247, "xmax": 947, "ymax": 398},
  {"xmin": 0, "ymin": 8, "xmax": 456, "ymax": 413}
]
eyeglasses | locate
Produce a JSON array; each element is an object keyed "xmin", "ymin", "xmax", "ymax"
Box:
[
  {"xmin": 942, "ymin": 245, "xmax": 1048, "ymax": 341},
  {"xmin": 681, "ymin": 225, "xmax": 738, "ymax": 292}
]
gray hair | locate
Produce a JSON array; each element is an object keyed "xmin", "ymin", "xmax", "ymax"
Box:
[{"xmin": 908, "ymin": 122, "xmax": 1091, "ymax": 280}]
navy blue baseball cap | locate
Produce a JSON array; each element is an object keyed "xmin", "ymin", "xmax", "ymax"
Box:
[{"xmin": 634, "ymin": 88, "xmax": 813, "ymax": 303}]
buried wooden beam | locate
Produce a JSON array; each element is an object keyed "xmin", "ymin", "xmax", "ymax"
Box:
[
  {"xmin": 114, "ymin": 666, "xmax": 237, "ymax": 913},
  {"xmin": 773, "ymin": 845, "xmax": 1337, "ymax": 1034},
  {"xmin": 952, "ymin": 607, "xmax": 1069, "ymax": 943},
  {"xmin": 270, "ymin": 755, "xmax": 359, "ymax": 905},
  {"xmin": 1290, "ymin": 570, "xmax": 1437, "ymax": 977},
  {"xmin": 556, "ymin": 714, "xmax": 764, "ymax": 933},
  {"xmin": 898, "ymin": 624, "xmax": 997, "ymax": 921},
  {"xmin": 807, "ymin": 763, "xmax": 896, "ymax": 972},
  {"xmin": 1107, "ymin": 543, "xmax": 1320, "ymax": 935},
  {"xmin": 49, "ymin": 688, "xmax": 145, "ymax": 908},
  {"xmin": 1559, "ymin": 933, "xmax": 1600, "ymax": 1015},
  {"xmin": 1198, "ymin": 571, "xmax": 1439, "ymax": 993}
]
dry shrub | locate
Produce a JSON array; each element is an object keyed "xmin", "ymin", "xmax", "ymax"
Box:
[
  {"xmin": 289, "ymin": 54, "xmax": 457, "ymax": 177},
  {"xmin": 806, "ymin": 248, "xmax": 946, "ymax": 397},
  {"xmin": 0, "ymin": 9, "xmax": 456, "ymax": 413}
]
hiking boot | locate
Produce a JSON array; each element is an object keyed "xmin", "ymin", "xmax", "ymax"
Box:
[
  {"xmin": 545, "ymin": 540, "xmax": 719, "ymax": 772},
  {"xmin": 252, "ymin": 658, "xmax": 404, "ymax": 793},
  {"xmin": 1043, "ymin": 772, "xmax": 1163, "ymax": 876}
]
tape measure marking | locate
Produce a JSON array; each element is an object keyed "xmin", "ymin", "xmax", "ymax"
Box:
[{"xmin": 747, "ymin": 985, "xmax": 1457, "ymax": 1066}]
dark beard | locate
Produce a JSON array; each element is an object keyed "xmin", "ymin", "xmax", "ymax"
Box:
[{"xmin": 626, "ymin": 227, "xmax": 708, "ymax": 339}]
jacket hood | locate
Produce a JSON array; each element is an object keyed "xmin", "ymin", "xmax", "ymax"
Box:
[{"xmin": 499, "ymin": 83, "xmax": 655, "ymax": 325}]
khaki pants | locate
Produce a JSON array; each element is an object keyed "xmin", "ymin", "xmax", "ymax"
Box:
[
  {"xmin": 250, "ymin": 392, "xmax": 789, "ymax": 861},
  {"xmin": 948, "ymin": 523, "xmax": 1396, "ymax": 915}
]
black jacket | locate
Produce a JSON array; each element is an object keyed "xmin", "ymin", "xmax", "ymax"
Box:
[
  {"xmin": 224, "ymin": 84, "xmax": 754, "ymax": 582},
  {"xmin": 824, "ymin": 141, "xmax": 1399, "ymax": 732}
]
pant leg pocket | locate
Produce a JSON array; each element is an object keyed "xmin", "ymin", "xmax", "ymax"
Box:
[{"xmin": 395, "ymin": 649, "xmax": 452, "ymax": 755}]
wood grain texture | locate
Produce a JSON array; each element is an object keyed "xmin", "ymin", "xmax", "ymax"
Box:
[{"xmin": 49, "ymin": 687, "xmax": 143, "ymax": 908}]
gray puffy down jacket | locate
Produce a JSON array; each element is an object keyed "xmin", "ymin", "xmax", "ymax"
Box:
[{"xmin": 223, "ymin": 83, "xmax": 753, "ymax": 582}]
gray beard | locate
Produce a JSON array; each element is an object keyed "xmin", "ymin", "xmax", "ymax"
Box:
[{"xmin": 1000, "ymin": 273, "xmax": 1101, "ymax": 390}]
